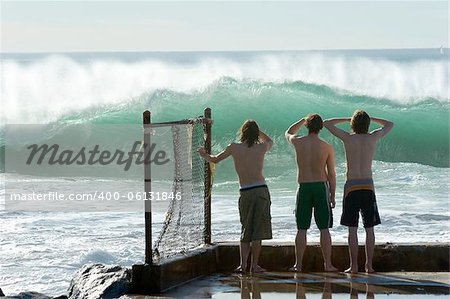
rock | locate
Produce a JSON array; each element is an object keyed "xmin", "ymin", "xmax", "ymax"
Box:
[
  {"xmin": 68, "ymin": 264, "xmax": 131, "ymax": 299},
  {"xmin": 52, "ymin": 296, "xmax": 68, "ymax": 299},
  {"xmin": 4, "ymin": 292, "xmax": 51, "ymax": 299},
  {"xmin": 0, "ymin": 288, "xmax": 4, "ymax": 296}
]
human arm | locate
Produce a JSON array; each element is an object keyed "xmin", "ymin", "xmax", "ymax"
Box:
[
  {"xmin": 197, "ymin": 144, "xmax": 232, "ymax": 164},
  {"xmin": 370, "ymin": 117, "xmax": 394, "ymax": 139},
  {"xmin": 326, "ymin": 146, "xmax": 336, "ymax": 208},
  {"xmin": 259, "ymin": 130, "xmax": 273, "ymax": 151},
  {"xmin": 285, "ymin": 118, "xmax": 305, "ymax": 143},
  {"xmin": 323, "ymin": 118, "xmax": 351, "ymax": 141}
]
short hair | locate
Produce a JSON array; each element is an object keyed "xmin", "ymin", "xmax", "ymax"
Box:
[
  {"xmin": 239, "ymin": 120, "xmax": 260, "ymax": 147},
  {"xmin": 305, "ymin": 114, "xmax": 323, "ymax": 134},
  {"xmin": 351, "ymin": 110, "xmax": 370, "ymax": 134}
]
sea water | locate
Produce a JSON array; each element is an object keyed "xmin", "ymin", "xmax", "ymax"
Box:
[{"xmin": 0, "ymin": 49, "xmax": 449, "ymax": 296}]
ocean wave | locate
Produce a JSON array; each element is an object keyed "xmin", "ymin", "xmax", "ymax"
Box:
[
  {"xmin": 0, "ymin": 77, "xmax": 449, "ymax": 167},
  {"xmin": 1, "ymin": 52, "xmax": 448, "ymax": 125}
]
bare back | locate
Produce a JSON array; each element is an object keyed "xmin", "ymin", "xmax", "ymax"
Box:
[
  {"xmin": 342, "ymin": 133, "xmax": 379, "ymax": 179},
  {"xmin": 292, "ymin": 135, "xmax": 332, "ymax": 183},
  {"xmin": 230, "ymin": 142, "xmax": 269, "ymax": 185}
]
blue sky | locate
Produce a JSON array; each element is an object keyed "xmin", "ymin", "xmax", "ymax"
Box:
[{"xmin": 1, "ymin": 1, "xmax": 448, "ymax": 52}]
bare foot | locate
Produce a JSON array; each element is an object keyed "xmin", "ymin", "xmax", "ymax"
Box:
[
  {"xmin": 251, "ymin": 265, "xmax": 266, "ymax": 273},
  {"xmin": 365, "ymin": 267, "xmax": 376, "ymax": 273},
  {"xmin": 288, "ymin": 265, "xmax": 302, "ymax": 272},
  {"xmin": 344, "ymin": 267, "xmax": 358, "ymax": 274},
  {"xmin": 324, "ymin": 265, "xmax": 339, "ymax": 272},
  {"xmin": 234, "ymin": 265, "xmax": 246, "ymax": 273}
]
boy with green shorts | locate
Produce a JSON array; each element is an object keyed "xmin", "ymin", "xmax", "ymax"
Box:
[{"xmin": 285, "ymin": 114, "xmax": 338, "ymax": 272}]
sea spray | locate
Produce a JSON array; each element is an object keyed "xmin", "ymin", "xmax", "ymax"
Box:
[{"xmin": 1, "ymin": 50, "xmax": 448, "ymax": 125}]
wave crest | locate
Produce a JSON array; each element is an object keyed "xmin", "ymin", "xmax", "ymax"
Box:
[{"xmin": 1, "ymin": 53, "xmax": 448, "ymax": 124}]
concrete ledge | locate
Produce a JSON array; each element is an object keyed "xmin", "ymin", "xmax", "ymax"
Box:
[{"xmin": 217, "ymin": 242, "xmax": 450, "ymax": 272}]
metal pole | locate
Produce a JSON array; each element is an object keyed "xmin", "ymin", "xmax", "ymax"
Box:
[
  {"xmin": 204, "ymin": 107, "xmax": 212, "ymax": 245},
  {"xmin": 143, "ymin": 110, "xmax": 152, "ymax": 264}
]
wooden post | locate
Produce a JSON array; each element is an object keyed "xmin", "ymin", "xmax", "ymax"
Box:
[
  {"xmin": 204, "ymin": 107, "xmax": 212, "ymax": 245},
  {"xmin": 143, "ymin": 110, "xmax": 152, "ymax": 265}
]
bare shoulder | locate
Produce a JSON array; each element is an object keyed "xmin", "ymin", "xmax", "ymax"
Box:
[
  {"xmin": 320, "ymin": 138, "xmax": 334, "ymax": 152},
  {"xmin": 293, "ymin": 135, "xmax": 306, "ymax": 143},
  {"xmin": 256, "ymin": 142, "xmax": 270, "ymax": 151},
  {"xmin": 366, "ymin": 132, "xmax": 382, "ymax": 142},
  {"xmin": 319, "ymin": 137, "xmax": 331, "ymax": 146},
  {"xmin": 344, "ymin": 133, "xmax": 358, "ymax": 142},
  {"xmin": 289, "ymin": 136, "xmax": 305, "ymax": 148},
  {"xmin": 227, "ymin": 143, "xmax": 237, "ymax": 152},
  {"xmin": 347, "ymin": 133, "xmax": 378, "ymax": 144}
]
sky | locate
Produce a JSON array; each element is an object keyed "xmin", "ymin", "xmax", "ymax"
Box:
[{"xmin": 1, "ymin": 1, "xmax": 448, "ymax": 52}]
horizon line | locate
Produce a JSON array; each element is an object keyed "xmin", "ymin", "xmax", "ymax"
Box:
[{"xmin": 1, "ymin": 46, "xmax": 448, "ymax": 55}]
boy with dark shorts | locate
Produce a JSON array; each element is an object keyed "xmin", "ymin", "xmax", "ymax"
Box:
[
  {"xmin": 198, "ymin": 120, "xmax": 273, "ymax": 273},
  {"xmin": 341, "ymin": 178, "xmax": 381, "ymax": 228},
  {"xmin": 324, "ymin": 110, "xmax": 393, "ymax": 273},
  {"xmin": 286, "ymin": 114, "xmax": 338, "ymax": 272}
]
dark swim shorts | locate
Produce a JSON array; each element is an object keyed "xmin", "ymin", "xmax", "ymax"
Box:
[
  {"xmin": 295, "ymin": 182, "xmax": 333, "ymax": 230},
  {"xmin": 340, "ymin": 179, "xmax": 381, "ymax": 228},
  {"xmin": 238, "ymin": 185, "xmax": 273, "ymax": 242}
]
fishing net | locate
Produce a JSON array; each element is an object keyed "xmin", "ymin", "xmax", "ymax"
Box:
[{"xmin": 151, "ymin": 118, "xmax": 208, "ymax": 261}]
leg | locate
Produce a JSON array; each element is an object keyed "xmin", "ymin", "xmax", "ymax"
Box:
[
  {"xmin": 238, "ymin": 191, "xmax": 252, "ymax": 273},
  {"xmin": 291, "ymin": 229, "xmax": 307, "ymax": 272},
  {"xmin": 295, "ymin": 282, "xmax": 307, "ymax": 299},
  {"xmin": 350, "ymin": 281, "xmax": 359, "ymax": 299},
  {"xmin": 251, "ymin": 278, "xmax": 262, "ymax": 299},
  {"xmin": 250, "ymin": 240, "xmax": 265, "ymax": 273},
  {"xmin": 345, "ymin": 226, "xmax": 359, "ymax": 273},
  {"xmin": 293, "ymin": 184, "xmax": 312, "ymax": 272},
  {"xmin": 364, "ymin": 227, "xmax": 375, "ymax": 273},
  {"xmin": 240, "ymin": 276, "xmax": 250, "ymax": 299},
  {"xmin": 365, "ymin": 282, "xmax": 375, "ymax": 299},
  {"xmin": 360, "ymin": 190, "xmax": 379, "ymax": 273},
  {"xmin": 322, "ymin": 279, "xmax": 332, "ymax": 299},
  {"xmin": 238, "ymin": 241, "xmax": 251, "ymax": 272},
  {"xmin": 320, "ymin": 229, "xmax": 338, "ymax": 272}
]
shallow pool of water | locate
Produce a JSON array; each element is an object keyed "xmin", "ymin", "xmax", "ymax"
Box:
[{"xmin": 162, "ymin": 272, "xmax": 450, "ymax": 299}]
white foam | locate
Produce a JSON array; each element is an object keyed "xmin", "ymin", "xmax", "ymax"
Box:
[{"xmin": 1, "ymin": 53, "xmax": 448, "ymax": 124}]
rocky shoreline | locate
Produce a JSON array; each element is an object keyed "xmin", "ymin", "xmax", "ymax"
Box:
[{"xmin": 0, "ymin": 264, "xmax": 131, "ymax": 299}]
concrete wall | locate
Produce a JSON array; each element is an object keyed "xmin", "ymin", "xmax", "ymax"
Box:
[
  {"xmin": 131, "ymin": 245, "xmax": 217, "ymax": 294},
  {"xmin": 217, "ymin": 242, "xmax": 450, "ymax": 272}
]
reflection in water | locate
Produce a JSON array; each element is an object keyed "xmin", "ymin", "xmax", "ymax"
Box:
[
  {"xmin": 350, "ymin": 281, "xmax": 375, "ymax": 299},
  {"xmin": 296, "ymin": 278, "xmax": 332, "ymax": 299},
  {"xmin": 238, "ymin": 274, "xmax": 376, "ymax": 299},
  {"xmin": 240, "ymin": 276, "xmax": 261, "ymax": 299}
]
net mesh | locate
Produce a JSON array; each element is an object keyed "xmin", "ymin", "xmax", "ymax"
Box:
[{"xmin": 152, "ymin": 118, "xmax": 207, "ymax": 261}]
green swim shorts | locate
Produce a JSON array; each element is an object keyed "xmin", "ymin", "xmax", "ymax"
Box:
[
  {"xmin": 238, "ymin": 185, "xmax": 273, "ymax": 242},
  {"xmin": 295, "ymin": 182, "xmax": 333, "ymax": 230}
]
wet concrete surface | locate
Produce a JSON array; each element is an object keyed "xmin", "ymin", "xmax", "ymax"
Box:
[{"xmin": 123, "ymin": 271, "xmax": 450, "ymax": 298}]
